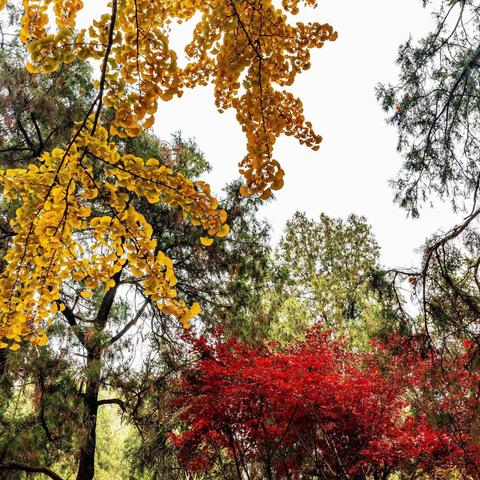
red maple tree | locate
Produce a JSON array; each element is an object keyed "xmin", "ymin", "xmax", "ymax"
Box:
[{"xmin": 169, "ymin": 329, "xmax": 478, "ymax": 479}]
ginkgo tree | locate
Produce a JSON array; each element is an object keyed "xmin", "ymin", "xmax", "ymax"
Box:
[
  {"xmin": 0, "ymin": 0, "xmax": 336, "ymax": 349},
  {"xmin": 14, "ymin": 0, "xmax": 336, "ymax": 197},
  {"xmin": 0, "ymin": 118, "xmax": 229, "ymax": 350}
]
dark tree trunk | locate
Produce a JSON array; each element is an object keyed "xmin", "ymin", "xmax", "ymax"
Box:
[
  {"xmin": 75, "ymin": 270, "xmax": 121, "ymax": 480},
  {"xmin": 76, "ymin": 346, "xmax": 102, "ymax": 480},
  {"xmin": 0, "ymin": 349, "xmax": 8, "ymax": 387}
]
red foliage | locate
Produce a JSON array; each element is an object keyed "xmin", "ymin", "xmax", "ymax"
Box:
[
  {"xmin": 378, "ymin": 336, "xmax": 480, "ymax": 477},
  {"xmin": 169, "ymin": 330, "xmax": 479, "ymax": 479}
]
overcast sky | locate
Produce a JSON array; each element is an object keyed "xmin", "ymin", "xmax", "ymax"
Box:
[{"xmin": 80, "ymin": 0, "xmax": 459, "ymax": 269}]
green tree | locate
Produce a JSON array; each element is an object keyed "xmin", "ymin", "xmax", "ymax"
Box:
[
  {"xmin": 0, "ymin": 13, "xmax": 94, "ymax": 167},
  {"xmin": 377, "ymin": 0, "xmax": 480, "ymax": 216},
  {"xmin": 0, "ymin": 146, "xmax": 272, "ymax": 480},
  {"xmin": 269, "ymin": 212, "xmax": 398, "ymax": 346},
  {"xmin": 377, "ymin": 0, "xmax": 480, "ymax": 352}
]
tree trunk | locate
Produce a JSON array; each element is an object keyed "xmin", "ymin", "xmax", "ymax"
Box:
[
  {"xmin": 75, "ymin": 270, "xmax": 121, "ymax": 480},
  {"xmin": 0, "ymin": 349, "xmax": 8, "ymax": 386},
  {"xmin": 76, "ymin": 347, "xmax": 101, "ymax": 480},
  {"xmin": 0, "ymin": 348, "xmax": 12, "ymax": 412}
]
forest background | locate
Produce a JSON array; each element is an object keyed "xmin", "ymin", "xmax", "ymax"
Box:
[{"xmin": 0, "ymin": 0, "xmax": 480, "ymax": 479}]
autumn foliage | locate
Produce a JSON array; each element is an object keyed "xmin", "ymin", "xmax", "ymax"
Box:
[
  {"xmin": 2, "ymin": 1, "xmax": 480, "ymax": 480},
  {"xmin": 0, "ymin": 0, "xmax": 337, "ymax": 348},
  {"xmin": 16, "ymin": 0, "xmax": 336, "ymax": 198},
  {"xmin": 0, "ymin": 119, "xmax": 229, "ymax": 349},
  {"xmin": 170, "ymin": 330, "xmax": 480, "ymax": 479}
]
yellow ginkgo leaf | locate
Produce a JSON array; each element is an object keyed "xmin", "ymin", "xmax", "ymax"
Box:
[
  {"xmin": 190, "ymin": 302, "xmax": 201, "ymax": 317},
  {"xmin": 36, "ymin": 335, "xmax": 48, "ymax": 346},
  {"xmin": 80, "ymin": 290, "xmax": 93, "ymax": 299},
  {"xmin": 200, "ymin": 237, "xmax": 214, "ymax": 246},
  {"xmin": 25, "ymin": 63, "xmax": 39, "ymax": 74},
  {"xmin": 9, "ymin": 343, "xmax": 21, "ymax": 351},
  {"xmin": 219, "ymin": 210, "xmax": 228, "ymax": 223},
  {"xmin": 144, "ymin": 116, "xmax": 155, "ymax": 129},
  {"xmin": 216, "ymin": 224, "xmax": 230, "ymax": 238}
]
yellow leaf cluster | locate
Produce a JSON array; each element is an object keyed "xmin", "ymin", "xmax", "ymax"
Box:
[
  {"xmin": 0, "ymin": 120, "xmax": 228, "ymax": 348},
  {"xmin": 9, "ymin": 0, "xmax": 337, "ymax": 199}
]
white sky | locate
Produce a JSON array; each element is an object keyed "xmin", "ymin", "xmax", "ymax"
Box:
[
  {"xmin": 151, "ymin": 0, "xmax": 460, "ymax": 269},
  {"xmin": 79, "ymin": 0, "xmax": 459, "ymax": 269}
]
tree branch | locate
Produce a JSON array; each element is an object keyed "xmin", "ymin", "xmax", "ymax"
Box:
[
  {"xmin": 30, "ymin": 112, "xmax": 45, "ymax": 154},
  {"xmin": 422, "ymin": 206, "xmax": 480, "ymax": 279},
  {"xmin": 92, "ymin": 0, "xmax": 118, "ymax": 132},
  {"xmin": 107, "ymin": 299, "xmax": 148, "ymax": 346},
  {"xmin": 97, "ymin": 398, "xmax": 126, "ymax": 411},
  {"xmin": 60, "ymin": 301, "xmax": 85, "ymax": 345},
  {"xmin": 0, "ymin": 462, "xmax": 64, "ymax": 480},
  {"xmin": 95, "ymin": 269, "xmax": 123, "ymax": 330}
]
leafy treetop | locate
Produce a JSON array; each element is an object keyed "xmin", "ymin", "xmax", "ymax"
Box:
[
  {"xmin": 170, "ymin": 329, "xmax": 471, "ymax": 479},
  {"xmin": 8, "ymin": 0, "xmax": 337, "ymax": 198},
  {"xmin": 0, "ymin": 0, "xmax": 337, "ymax": 348},
  {"xmin": 0, "ymin": 118, "xmax": 229, "ymax": 350}
]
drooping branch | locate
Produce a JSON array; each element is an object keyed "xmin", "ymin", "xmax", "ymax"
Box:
[
  {"xmin": 0, "ymin": 462, "xmax": 64, "ymax": 480},
  {"xmin": 386, "ymin": 205, "xmax": 480, "ymax": 346},
  {"xmin": 97, "ymin": 398, "xmax": 126, "ymax": 411},
  {"xmin": 422, "ymin": 206, "xmax": 480, "ymax": 274},
  {"xmin": 107, "ymin": 299, "xmax": 148, "ymax": 346}
]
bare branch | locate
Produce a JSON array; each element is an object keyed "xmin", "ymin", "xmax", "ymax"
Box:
[
  {"xmin": 97, "ymin": 398, "xmax": 126, "ymax": 411},
  {"xmin": 0, "ymin": 462, "xmax": 64, "ymax": 480},
  {"xmin": 107, "ymin": 299, "xmax": 148, "ymax": 346}
]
